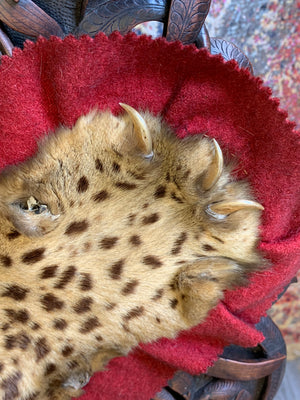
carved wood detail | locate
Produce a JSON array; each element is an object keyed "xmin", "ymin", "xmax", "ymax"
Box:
[
  {"xmin": 152, "ymin": 388, "xmax": 179, "ymax": 400},
  {"xmin": 76, "ymin": 0, "xmax": 167, "ymax": 36},
  {"xmin": 165, "ymin": 0, "xmax": 211, "ymax": 44},
  {"xmin": 0, "ymin": 0, "xmax": 64, "ymax": 38},
  {"xmin": 80, "ymin": 0, "xmax": 89, "ymax": 22},
  {"xmin": 195, "ymin": 23, "xmax": 210, "ymax": 51},
  {"xmin": 209, "ymin": 37, "xmax": 253, "ymax": 73},
  {"xmin": 0, "ymin": 25, "xmax": 13, "ymax": 55}
]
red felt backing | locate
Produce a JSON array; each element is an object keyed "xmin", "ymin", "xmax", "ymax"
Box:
[{"xmin": 0, "ymin": 32, "xmax": 299, "ymax": 400}]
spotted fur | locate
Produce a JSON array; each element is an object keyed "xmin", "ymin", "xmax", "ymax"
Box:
[{"xmin": 0, "ymin": 108, "xmax": 264, "ymax": 399}]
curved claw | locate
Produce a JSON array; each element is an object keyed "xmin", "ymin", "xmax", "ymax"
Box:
[
  {"xmin": 119, "ymin": 103, "xmax": 152, "ymax": 157},
  {"xmin": 206, "ymin": 200, "xmax": 264, "ymax": 219},
  {"xmin": 202, "ymin": 139, "xmax": 224, "ymax": 191}
]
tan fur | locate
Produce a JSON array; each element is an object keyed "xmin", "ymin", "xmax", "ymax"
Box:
[{"xmin": 0, "ymin": 109, "xmax": 264, "ymax": 399}]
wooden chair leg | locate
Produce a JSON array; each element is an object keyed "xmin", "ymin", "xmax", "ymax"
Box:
[{"xmin": 154, "ymin": 316, "xmax": 286, "ymax": 400}]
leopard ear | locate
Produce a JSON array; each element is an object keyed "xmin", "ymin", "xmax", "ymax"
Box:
[
  {"xmin": 119, "ymin": 103, "xmax": 153, "ymax": 158},
  {"xmin": 5, "ymin": 196, "xmax": 61, "ymax": 237}
]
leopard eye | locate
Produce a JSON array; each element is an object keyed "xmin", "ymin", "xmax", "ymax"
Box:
[{"xmin": 19, "ymin": 196, "xmax": 49, "ymax": 215}]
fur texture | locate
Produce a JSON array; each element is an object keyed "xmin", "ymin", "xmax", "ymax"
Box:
[{"xmin": 0, "ymin": 109, "xmax": 263, "ymax": 400}]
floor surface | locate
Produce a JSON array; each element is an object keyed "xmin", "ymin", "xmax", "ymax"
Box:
[
  {"xmin": 205, "ymin": 0, "xmax": 299, "ymax": 129},
  {"xmin": 274, "ymin": 359, "xmax": 300, "ymax": 400}
]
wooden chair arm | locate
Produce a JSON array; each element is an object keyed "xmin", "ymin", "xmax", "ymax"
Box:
[
  {"xmin": 0, "ymin": 24, "xmax": 13, "ymax": 55},
  {"xmin": 153, "ymin": 317, "xmax": 286, "ymax": 400},
  {"xmin": 0, "ymin": 0, "xmax": 63, "ymax": 39}
]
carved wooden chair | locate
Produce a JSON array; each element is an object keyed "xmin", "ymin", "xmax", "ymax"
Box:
[{"xmin": 0, "ymin": 1, "xmax": 291, "ymax": 399}]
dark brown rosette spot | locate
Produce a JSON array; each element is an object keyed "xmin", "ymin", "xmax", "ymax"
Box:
[
  {"xmin": 154, "ymin": 185, "xmax": 166, "ymax": 199},
  {"xmin": 22, "ymin": 248, "xmax": 45, "ymax": 264},
  {"xmin": 123, "ymin": 306, "xmax": 145, "ymax": 321},
  {"xmin": 34, "ymin": 337, "xmax": 50, "ymax": 361},
  {"xmin": 31, "ymin": 322, "xmax": 40, "ymax": 331},
  {"xmin": 112, "ymin": 162, "xmax": 121, "ymax": 173},
  {"xmin": 79, "ymin": 273, "xmax": 93, "ymax": 291},
  {"xmin": 4, "ymin": 333, "xmax": 30, "ymax": 351},
  {"xmin": 171, "ymin": 232, "xmax": 188, "ymax": 255},
  {"xmin": 211, "ymin": 235, "xmax": 225, "ymax": 244},
  {"xmin": 151, "ymin": 288, "xmax": 164, "ymax": 301},
  {"xmin": 0, "ymin": 255, "xmax": 12, "ymax": 267},
  {"xmin": 121, "ymin": 280, "xmax": 139, "ymax": 295},
  {"xmin": 7, "ymin": 230, "xmax": 21, "ymax": 240},
  {"xmin": 93, "ymin": 190, "xmax": 109, "ymax": 202},
  {"xmin": 142, "ymin": 213, "xmax": 159, "ymax": 225},
  {"xmin": 100, "ymin": 237, "xmax": 119, "ymax": 250},
  {"xmin": 2, "ymin": 285, "xmax": 29, "ymax": 301},
  {"xmin": 65, "ymin": 220, "xmax": 89, "ymax": 235},
  {"xmin": 95, "ymin": 159, "xmax": 103, "ymax": 172},
  {"xmin": 143, "ymin": 255, "xmax": 162, "ymax": 269},
  {"xmin": 171, "ymin": 192, "xmax": 183, "ymax": 203},
  {"xmin": 45, "ymin": 363, "xmax": 56, "ymax": 376},
  {"xmin": 105, "ymin": 302, "xmax": 116, "ymax": 311},
  {"xmin": 77, "ymin": 176, "xmax": 89, "ymax": 193},
  {"xmin": 109, "ymin": 259, "xmax": 125, "ymax": 280},
  {"xmin": 53, "ymin": 318, "xmax": 67, "ymax": 330},
  {"xmin": 202, "ymin": 244, "xmax": 216, "ymax": 252},
  {"xmin": 129, "ymin": 235, "xmax": 142, "ymax": 246},
  {"xmin": 80, "ymin": 317, "xmax": 101, "ymax": 334},
  {"xmin": 4, "ymin": 309, "xmax": 29, "ymax": 323},
  {"xmin": 73, "ymin": 297, "xmax": 93, "ymax": 314},
  {"xmin": 61, "ymin": 345, "xmax": 74, "ymax": 357},
  {"xmin": 127, "ymin": 213, "xmax": 136, "ymax": 225},
  {"xmin": 54, "ymin": 266, "xmax": 76, "ymax": 289},
  {"xmin": 41, "ymin": 293, "xmax": 64, "ymax": 312},
  {"xmin": 1, "ymin": 372, "xmax": 22, "ymax": 400},
  {"xmin": 40, "ymin": 265, "xmax": 59, "ymax": 279},
  {"xmin": 170, "ymin": 298, "xmax": 179, "ymax": 309}
]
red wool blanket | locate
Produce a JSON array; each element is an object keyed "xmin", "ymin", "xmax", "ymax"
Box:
[{"xmin": 0, "ymin": 33, "xmax": 299, "ymax": 400}]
